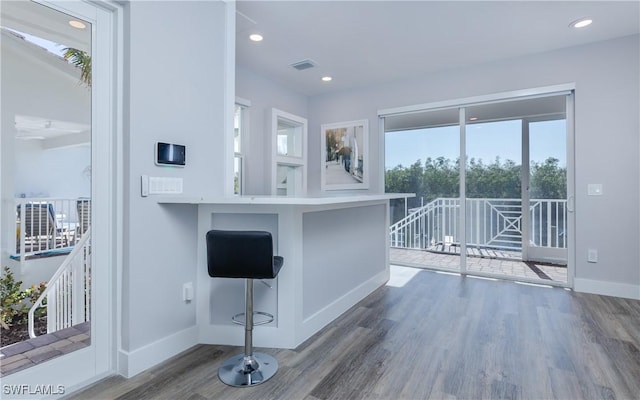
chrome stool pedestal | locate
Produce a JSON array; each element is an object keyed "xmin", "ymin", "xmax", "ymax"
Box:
[
  {"xmin": 218, "ymin": 279, "xmax": 278, "ymax": 387},
  {"xmin": 218, "ymin": 353, "xmax": 278, "ymax": 387}
]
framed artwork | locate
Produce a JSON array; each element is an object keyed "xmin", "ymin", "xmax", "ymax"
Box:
[{"xmin": 321, "ymin": 119, "xmax": 369, "ymax": 191}]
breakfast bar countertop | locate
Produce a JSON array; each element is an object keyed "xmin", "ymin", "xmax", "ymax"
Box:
[{"xmin": 157, "ymin": 192, "xmax": 414, "ymax": 206}]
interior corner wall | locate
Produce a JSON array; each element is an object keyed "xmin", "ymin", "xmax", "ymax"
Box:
[
  {"xmin": 308, "ymin": 35, "xmax": 640, "ymax": 299},
  {"xmin": 236, "ymin": 65, "xmax": 309, "ymax": 195},
  {"xmin": 120, "ymin": 0, "xmax": 229, "ymax": 376}
]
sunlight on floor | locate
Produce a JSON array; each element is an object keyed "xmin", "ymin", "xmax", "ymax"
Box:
[{"xmin": 386, "ymin": 264, "xmax": 421, "ymax": 287}]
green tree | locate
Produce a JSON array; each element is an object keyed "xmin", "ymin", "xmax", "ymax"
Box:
[
  {"xmin": 63, "ymin": 48, "xmax": 91, "ymax": 87},
  {"xmin": 386, "ymin": 156, "xmax": 565, "ymax": 202},
  {"xmin": 530, "ymin": 157, "xmax": 566, "ymax": 199},
  {"xmin": 466, "ymin": 157, "xmax": 521, "ymax": 199},
  {"xmin": 1, "ymin": 267, "xmax": 46, "ymax": 330},
  {"xmin": 422, "ymin": 157, "xmax": 459, "ymax": 201}
]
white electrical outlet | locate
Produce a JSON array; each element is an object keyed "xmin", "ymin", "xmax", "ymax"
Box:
[{"xmin": 587, "ymin": 249, "xmax": 598, "ymax": 263}]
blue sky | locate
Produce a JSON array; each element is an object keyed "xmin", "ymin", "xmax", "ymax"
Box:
[
  {"xmin": 385, "ymin": 119, "xmax": 566, "ymax": 170},
  {"xmin": 6, "ymin": 28, "xmax": 67, "ymax": 57}
]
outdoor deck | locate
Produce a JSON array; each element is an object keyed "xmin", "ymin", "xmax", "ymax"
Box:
[
  {"xmin": 390, "ymin": 247, "xmax": 568, "ymax": 283},
  {"xmin": 0, "ymin": 321, "xmax": 90, "ymax": 376}
]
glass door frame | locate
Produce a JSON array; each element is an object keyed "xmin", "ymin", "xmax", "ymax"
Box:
[
  {"xmin": 2, "ymin": 0, "xmax": 122, "ymax": 391},
  {"xmin": 522, "ymin": 114, "xmax": 570, "ymax": 266},
  {"xmin": 380, "ymin": 84, "xmax": 575, "ymax": 288}
]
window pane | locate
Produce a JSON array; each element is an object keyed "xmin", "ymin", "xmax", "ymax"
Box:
[
  {"xmin": 234, "ymin": 105, "xmax": 242, "ymax": 154},
  {"xmin": 234, "ymin": 156, "xmax": 242, "ymax": 195}
]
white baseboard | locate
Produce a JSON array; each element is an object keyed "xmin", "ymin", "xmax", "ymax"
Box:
[
  {"xmin": 574, "ymin": 278, "xmax": 640, "ymax": 300},
  {"xmin": 117, "ymin": 326, "xmax": 198, "ymax": 378}
]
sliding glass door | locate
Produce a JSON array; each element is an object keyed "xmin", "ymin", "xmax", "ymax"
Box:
[
  {"xmin": 385, "ymin": 108, "xmax": 460, "ymax": 271},
  {"xmin": 384, "ymin": 88, "xmax": 573, "ymax": 286},
  {"xmin": 463, "ymin": 96, "xmax": 568, "ymax": 283},
  {"xmin": 526, "ymin": 118, "xmax": 568, "ymax": 266}
]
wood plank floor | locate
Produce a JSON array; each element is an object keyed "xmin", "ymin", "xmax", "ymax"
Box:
[{"xmin": 70, "ymin": 267, "xmax": 640, "ymax": 400}]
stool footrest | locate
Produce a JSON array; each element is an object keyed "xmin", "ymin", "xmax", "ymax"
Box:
[{"xmin": 231, "ymin": 311, "xmax": 274, "ymax": 326}]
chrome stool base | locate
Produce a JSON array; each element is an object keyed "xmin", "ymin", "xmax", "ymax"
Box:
[{"xmin": 218, "ymin": 352, "xmax": 278, "ymax": 387}]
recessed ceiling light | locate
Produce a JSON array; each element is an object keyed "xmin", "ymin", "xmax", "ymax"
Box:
[
  {"xmin": 321, "ymin": 76, "xmax": 332, "ymax": 82},
  {"xmin": 68, "ymin": 20, "xmax": 86, "ymax": 29},
  {"xmin": 469, "ymin": 117, "xmax": 478, "ymax": 121},
  {"xmin": 569, "ymin": 18, "xmax": 593, "ymax": 28},
  {"xmin": 249, "ymin": 33, "xmax": 263, "ymax": 42}
]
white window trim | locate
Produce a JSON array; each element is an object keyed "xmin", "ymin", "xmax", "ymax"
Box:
[{"xmin": 234, "ymin": 98, "xmax": 250, "ymax": 195}]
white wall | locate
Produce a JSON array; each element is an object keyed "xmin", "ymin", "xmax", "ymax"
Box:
[
  {"xmin": 307, "ymin": 35, "xmax": 640, "ymax": 299},
  {"xmin": 14, "ymin": 141, "xmax": 90, "ymax": 198},
  {"xmin": 236, "ymin": 65, "xmax": 308, "ymax": 194},
  {"xmin": 119, "ymin": 0, "xmax": 231, "ymax": 376}
]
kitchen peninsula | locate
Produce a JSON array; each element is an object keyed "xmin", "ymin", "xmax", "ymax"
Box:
[{"xmin": 159, "ymin": 193, "xmax": 413, "ymax": 348}]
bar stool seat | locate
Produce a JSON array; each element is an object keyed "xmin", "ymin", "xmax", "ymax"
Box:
[{"xmin": 206, "ymin": 230, "xmax": 283, "ymax": 387}]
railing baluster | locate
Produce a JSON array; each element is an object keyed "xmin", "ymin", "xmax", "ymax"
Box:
[
  {"xmin": 389, "ymin": 198, "xmax": 567, "ymax": 255},
  {"xmin": 483, "ymin": 200, "xmax": 487, "ymax": 246},
  {"xmin": 563, "ymin": 201, "xmax": 567, "ymax": 248},
  {"xmin": 537, "ymin": 203, "xmax": 542, "ymax": 246},
  {"xmin": 63, "ymin": 271, "xmax": 69, "ymax": 329},
  {"xmin": 546, "ymin": 201, "xmax": 552, "ymax": 248},
  {"xmin": 14, "ymin": 197, "xmax": 88, "ymax": 260},
  {"xmin": 490, "ymin": 201, "xmax": 494, "ymax": 246},
  {"xmin": 27, "ymin": 227, "xmax": 92, "ymax": 338},
  {"xmin": 475, "ymin": 200, "xmax": 480, "ymax": 246}
]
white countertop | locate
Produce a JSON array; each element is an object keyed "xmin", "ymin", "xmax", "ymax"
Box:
[{"xmin": 157, "ymin": 193, "xmax": 414, "ymax": 206}]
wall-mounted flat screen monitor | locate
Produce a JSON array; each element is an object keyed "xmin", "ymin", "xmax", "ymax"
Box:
[{"xmin": 156, "ymin": 142, "xmax": 186, "ymax": 167}]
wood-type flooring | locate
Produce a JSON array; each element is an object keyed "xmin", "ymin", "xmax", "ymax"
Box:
[{"xmin": 70, "ymin": 268, "xmax": 640, "ymax": 400}]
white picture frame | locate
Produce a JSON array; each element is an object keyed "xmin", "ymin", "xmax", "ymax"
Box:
[{"xmin": 321, "ymin": 119, "xmax": 369, "ymax": 191}]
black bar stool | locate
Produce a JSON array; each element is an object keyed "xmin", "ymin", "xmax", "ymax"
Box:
[{"xmin": 206, "ymin": 230, "xmax": 283, "ymax": 387}]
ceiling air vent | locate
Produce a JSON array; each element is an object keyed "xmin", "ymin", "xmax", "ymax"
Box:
[{"xmin": 290, "ymin": 59, "xmax": 317, "ymax": 71}]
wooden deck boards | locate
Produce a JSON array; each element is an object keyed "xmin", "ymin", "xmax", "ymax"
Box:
[
  {"xmin": 426, "ymin": 243, "xmax": 521, "ymax": 260},
  {"xmin": 391, "ymin": 247, "xmax": 568, "ymax": 283}
]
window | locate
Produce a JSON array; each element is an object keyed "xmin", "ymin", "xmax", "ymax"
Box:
[
  {"xmin": 270, "ymin": 108, "xmax": 307, "ymax": 196},
  {"xmin": 234, "ymin": 101, "xmax": 248, "ymax": 195}
]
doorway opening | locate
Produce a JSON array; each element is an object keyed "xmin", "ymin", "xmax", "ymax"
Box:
[
  {"xmin": 1, "ymin": 0, "xmax": 92, "ymax": 372},
  {"xmin": 2, "ymin": 0, "xmax": 118, "ymax": 389}
]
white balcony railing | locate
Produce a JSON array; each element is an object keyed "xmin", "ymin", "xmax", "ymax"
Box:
[
  {"xmin": 14, "ymin": 197, "xmax": 90, "ymax": 262},
  {"xmin": 28, "ymin": 227, "xmax": 91, "ymax": 338},
  {"xmin": 390, "ymin": 197, "xmax": 567, "ymax": 252}
]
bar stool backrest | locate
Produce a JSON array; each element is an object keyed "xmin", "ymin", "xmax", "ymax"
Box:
[{"xmin": 206, "ymin": 230, "xmax": 282, "ymax": 280}]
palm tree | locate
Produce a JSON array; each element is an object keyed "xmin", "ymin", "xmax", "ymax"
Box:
[{"xmin": 63, "ymin": 48, "xmax": 91, "ymax": 87}]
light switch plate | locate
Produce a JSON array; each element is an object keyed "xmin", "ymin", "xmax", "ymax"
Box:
[
  {"xmin": 148, "ymin": 177, "xmax": 183, "ymax": 194},
  {"xmin": 183, "ymin": 282, "xmax": 193, "ymax": 302},
  {"xmin": 587, "ymin": 184, "xmax": 603, "ymax": 196},
  {"xmin": 587, "ymin": 249, "xmax": 598, "ymax": 263},
  {"xmin": 141, "ymin": 175, "xmax": 149, "ymax": 197}
]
